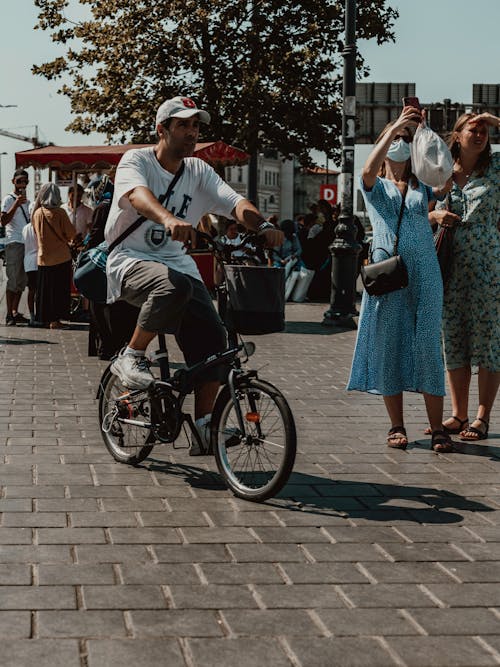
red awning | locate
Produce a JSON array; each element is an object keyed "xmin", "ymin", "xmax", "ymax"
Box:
[{"xmin": 15, "ymin": 141, "xmax": 249, "ymax": 171}]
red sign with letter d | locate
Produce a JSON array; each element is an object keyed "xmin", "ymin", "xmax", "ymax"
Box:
[{"xmin": 319, "ymin": 184, "xmax": 337, "ymax": 204}]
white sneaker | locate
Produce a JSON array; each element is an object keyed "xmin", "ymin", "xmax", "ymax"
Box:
[
  {"xmin": 110, "ymin": 351, "xmax": 154, "ymax": 390},
  {"xmin": 189, "ymin": 415, "xmax": 211, "ymax": 456},
  {"xmin": 189, "ymin": 415, "xmax": 241, "ymax": 456}
]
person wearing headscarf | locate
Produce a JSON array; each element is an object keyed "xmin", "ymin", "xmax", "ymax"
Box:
[{"xmin": 31, "ymin": 183, "xmax": 78, "ymax": 329}]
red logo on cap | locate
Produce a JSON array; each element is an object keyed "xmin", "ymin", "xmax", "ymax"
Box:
[{"xmin": 181, "ymin": 98, "xmax": 196, "ymax": 108}]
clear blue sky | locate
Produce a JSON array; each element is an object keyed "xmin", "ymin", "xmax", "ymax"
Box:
[{"xmin": 0, "ymin": 0, "xmax": 498, "ymax": 199}]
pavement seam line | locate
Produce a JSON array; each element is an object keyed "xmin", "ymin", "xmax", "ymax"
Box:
[
  {"xmin": 274, "ymin": 563, "xmax": 293, "ymax": 584},
  {"xmin": 434, "ymin": 561, "xmax": 463, "ymax": 583},
  {"xmin": 216, "ymin": 610, "xmax": 234, "ymax": 638},
  {"xmin": 375, "ymin": 635, "xmax": 409, "ymax": 667},
  {"xmin": 248, "ymin": 582, "xmax": 267, "ymax": 610},
  {"xmin": 450, "ymin": 541, "xmax": 475, "ymax": 562},
  {"xmin": 417, "ymin": 583, "xmax": 446, "ymax": 608},
  {"xmin": 398, "ymin": 608, "xmax": 428, "ymax": 636},
  {"xmin": 276, "ymin": 636, "xmax": 304, "ymax": 667},
  {"xmin": 123, "ymin": 609, "xmax": 135, "ymax": 637},
  {"xmin": 462, "ymin": 525, "xmax": 487, "ymax": 542},
  {"xmin": 473, "ymin": 636, "xmax": 500, "ymax": 665},
  {"xmin": 178, "ymin": 636, "xmax": 196, "ymax": 667},
  {"xmin": 334, "ymin": 584, "xmax": 356, "ymax": 609},
  {"xmin": 355, "ymin": 562, "xmax": 378, "ymax": 584},
  {"xmin": 193, "ymin": 563, "xmax": 208, "ymax": 585},
  {"xmin": 306, "ymin": 609, "xmax": 332, "ymax": 637}
]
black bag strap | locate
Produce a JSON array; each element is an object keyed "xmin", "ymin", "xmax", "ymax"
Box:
[
  {"xmin": 393, "ymin": 184, "xmax": 408, "ymax": 255},
  {"xmin": 108, "ymin": 161, "xmax": 185, "ymax": 254}
]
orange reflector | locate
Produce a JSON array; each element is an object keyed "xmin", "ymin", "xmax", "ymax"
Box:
[{"xmin": 245, "ymin": 412, "xmax": 260, "ymax": 423}]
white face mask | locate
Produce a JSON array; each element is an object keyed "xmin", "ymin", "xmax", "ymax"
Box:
[{"xmin": 387, "ymin": 138, "xmax": 411, "ymax": 163}]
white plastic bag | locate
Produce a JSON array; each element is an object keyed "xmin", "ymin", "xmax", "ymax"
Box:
[
  {"xmin": 283, "ymin": 256, "xmax": 298, "ymax": 280},
  {"xmin": 410, "ymin": 122, "xmax": 453, "ymax": 189},
  {"xmin": 291, "ymin": 267, "xmax": 315, "ymax": 302},
  {"xmin": 285, "ymin": 270, "xmax": 299, "ymax": 301}
]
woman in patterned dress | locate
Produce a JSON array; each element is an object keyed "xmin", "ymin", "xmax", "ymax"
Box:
[
  {"xmin": 429, "ymin": 112, "xmax": 500, "ymax": 441},
  {"xmin": 347, "ymin": 106, "xmax": 453, "ymax": 452}
]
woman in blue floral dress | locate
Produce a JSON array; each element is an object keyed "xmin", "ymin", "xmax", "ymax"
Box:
[
  {"xmin": 429, "ymin": 112, "xmax": 500, "ymax": 441},
  {"xmin": 347, "ymin": 106, "xmax": 453, "ymax": 452}
]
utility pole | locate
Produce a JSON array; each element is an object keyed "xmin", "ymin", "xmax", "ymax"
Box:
[
  {"xmin": 246, "ymin": 0, "xmax": 260, "ymax": 207},
  {"xmin": 323, "ymin": 0, "xmax": 360, "ymax": 328}
]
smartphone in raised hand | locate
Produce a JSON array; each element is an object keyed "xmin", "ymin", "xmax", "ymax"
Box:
[{"xmin": 402, "ymin": 96, "xmax": 421, "ymax": 110}]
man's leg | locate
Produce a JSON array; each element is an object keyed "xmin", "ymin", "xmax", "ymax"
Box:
[{"xmin": 111, "ymin": 261, "xmax": 192, "ymax": 390}]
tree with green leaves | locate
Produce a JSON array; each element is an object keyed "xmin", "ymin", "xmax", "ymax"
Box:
[{"xmin": 33, "ymin": 0, "xmax": 398, "ymax": 165}]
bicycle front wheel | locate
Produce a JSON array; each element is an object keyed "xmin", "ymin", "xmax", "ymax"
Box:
[
  {"xmin": 98, "ymin": 370, "xmax": 154, "ymax": 465},
  {"xmin": 212, "ymin": 378, "xmax": 296, "ymax": 502}
]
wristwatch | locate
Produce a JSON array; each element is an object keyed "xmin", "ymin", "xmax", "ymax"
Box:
[{"xmin": 257, "ymin": 220, "xmax": 276, "ymax": 234}]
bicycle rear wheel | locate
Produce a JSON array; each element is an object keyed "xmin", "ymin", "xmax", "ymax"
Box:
[
  {"xmin": 99, "ymin": 370, "xmax": 154, "ymax": 465},
  {"xmin": 212, "ymin": 378, "xmax": 296, "ymax": 502}
]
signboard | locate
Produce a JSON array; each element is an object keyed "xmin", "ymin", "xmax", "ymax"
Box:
[
  {"xmin": 55, "ymin": 170, "xmax": 74, "ymax": 187},
  {"xmin": 319, "ymin": 184, "xmax": 337, "ymax": 204}
]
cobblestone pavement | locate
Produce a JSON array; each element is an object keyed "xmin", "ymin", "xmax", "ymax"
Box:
[{"xmin": 0, "ymin": 290, "xmax": 499, "ymax": 667}]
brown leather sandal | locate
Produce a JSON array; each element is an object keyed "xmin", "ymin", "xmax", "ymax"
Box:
[
  {"xmin": 387, "ymin": 426, "xmax": 408, "ymax": 450},
  {"xmin": 431, "ymin": 429, "xmax": 453, "ymax": 453},
  {"xmin": 460, "ymin": 418, "xmax": 489, "ymax": 441},
  {"xmin": 424, "ymin": 415, "xmax": 468, "ymax": 435}
]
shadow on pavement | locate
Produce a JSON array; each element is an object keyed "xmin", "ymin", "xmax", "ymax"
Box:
[
  {"xmin": 141, "ymin": 462, "xmax": 494, "ymax": 524},
  {"xmin": 0, "ymin": 336, "xmax": 57, "ymax": 345},
  {"xmin": 413, "ymin": 437, "xmax": 500, "ymax": 460},
  {"xmin": 285, "ymin": 321, "xmax": 354, "ymax": 335}
]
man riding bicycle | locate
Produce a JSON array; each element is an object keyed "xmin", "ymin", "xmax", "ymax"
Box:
[{"xmin": 105, "ymin": 95, "xmax": 282, "ymax": 454}]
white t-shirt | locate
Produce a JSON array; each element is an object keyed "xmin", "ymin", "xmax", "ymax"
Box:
[
  {"xmin": 1, "ymin": 193, "xmax": 31, "ymax": 245},
  {"xmin": 62, "ymin": 202, "xmax": 94, "ymax": 236},
  {"xmin": 22, "ymin": 223, "xmax": 38, "ymax": 273},
  {"xmin": 104, "ymin": 148, "xmax": 244, "ymax": 302}
]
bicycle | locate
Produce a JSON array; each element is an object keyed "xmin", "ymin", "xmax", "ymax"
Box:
[{"xmin": 97, "ymin": 232, "xmax": 296, "ymax": 502}]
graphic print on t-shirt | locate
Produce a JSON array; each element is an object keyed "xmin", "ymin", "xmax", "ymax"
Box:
[{"xmin": 145, "ymin": 224, "xmax": 168, "ymax": 251}]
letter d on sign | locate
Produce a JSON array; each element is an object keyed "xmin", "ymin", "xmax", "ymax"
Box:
[{"xmin": 319, "ymin": 184, "xmax": 337, "ymax": 204}]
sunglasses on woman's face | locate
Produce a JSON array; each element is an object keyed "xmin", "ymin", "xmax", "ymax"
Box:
[{"xmin": 393, "ymin": 134, "xmax": 412, "ymax": 143}]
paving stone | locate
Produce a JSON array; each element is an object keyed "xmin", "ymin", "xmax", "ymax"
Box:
[
  {"xmin": 322, "ymin": 526, "xmax": 406, "ymax": 542},
  {"xmin": 0, "ymin": 586, "xmax": 76, "ymax": 610},
  {"xmin": 205, "ymin": 511, "xmax": 281, "ymax": 527},
  {"xmin": 36, "ymin": 499, "xmax": 99, "ymax": 512},
  {"xmin": 180, "ymin": 527, "xmax": 256, "ymax": 543},
  {"xmin": 316, "ymin": 608, "xmax": 419, "ymax": 636},
  {"xmin": 2, "ymin": 513, "xmax": 67, "ymax": 527},
  {"xmin": 153, "ymin": 544, "xmax": 230, "ymax": 563},
  {"xmin": 199, "ymin": 563, "xmax": 284, "ymax": 585},
  {"xmin": 0, "ymin": 528, "xmax": 33, "ymax": 544},
  {"xmin": 385, "ymin": 636, "xmax": 498, "ymax": 667},
  {"xmin": 4, "ymin": 486, "xmax": 66, "ymax": 499},
  {"xmin": 425, "ymin": 583, "xmax": 500, "ymax": 607},
  {"xmin": 82, "ymin": 585, "xmax": 167, "ymax": 609},
  {"xmin": 139, "ymin": 511, "xmax": 209, "ymax": 527},
  {"xmin": 251, "ymin": 527, "xmax": 331, "ymax": 543},
  {"xmin": 222, "ymin": 609, "xmax": 322, "ymax": 636},
  {"xmin": 37, "ymin": 528, "xmax": 107, "ymax": 544},
  {"xmin": 37, "ymin": 610, "xmax": 127, "ymax": 637},
  {"xmin": 75, "ymin": 545, "xmax": 152, "ymax": 563},
  {"xmin": 38, "ymin": 564, "xmax": 116, "ymax": 585},
  {"xmin": 338, "ymin": 583, "xmax": 438, "ymax": 608},
  {"xmin": 254, "ymin": 583, "xmax": 346, "ymax": 608},
  {"xmin": 169, "ymin": 584, "xmax": 258, "ymax": 609},
  {"xmin": 441, "ymin": 561, "xmax": 500, "ymax": 583},
  {"xmin": 302, "ymin": 542, "xmax": 389, "ymax": 562},
  {"xmin": 108, "ymin": 527, "xmax": 181, "ymax": 544},
  {"xmin": 0, "ymin": 611, "xmax": 31, "ymax": 638},
  {"xmin": 286, "ymin": 637, "xmax": 398, "ymax": 667},
  {"xmin": 227, "ymin": 543, "xmax": 308, "ymax": 562},
  {"xmin": 360, "ymin": 562, "xmax": 457, "ymax": 583},
  {"xmin": 119, "ymin": 563, "xmax": 200, "ymax": 585},
  {"xmin": 0, "ymin": 564, "xmax": 31, "ymax": 585},
  {"xmin": 408, "ymin": 608, "xmax": 500, "ymax": 635},
  {"xmin": 376, "ymin": 542, "xmax": 469, "ymax": 562},
  {"xmin": 87, "ymin": 639, "xmax": 186, "ymax": 667},
  {"xmin": 187, "ymin": 638, "xmax": 292, "ymax": 667},
  {"xmin": 129, "ymin": 609, "xmax": 223, "ymax": 637},
  {"xmin": 0, "ymin": 545, "xmax": 72, "ymax": 563},
  {"xmin": 0, "ymin": 639, "xmax": 81, "ymax": 667},
  {"xmin": 70, "ymin": 512, "xmax": 138, "ymax": 527},
  {"xmin": 280, "ymin": 563, "xmax": 371, "ymax": 584}
]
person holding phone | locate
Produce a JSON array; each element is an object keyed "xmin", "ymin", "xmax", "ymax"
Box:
[
  {"xmin": 347, "ymin": 103, "xmax": 454, "ymax": 452},
  {"xmin": 428, "ymin": 112, "xmax": 500, "ymax": 442},
  {"xmin": 0, "ymin": 169, "xmax": 31, "ymax": 326}
]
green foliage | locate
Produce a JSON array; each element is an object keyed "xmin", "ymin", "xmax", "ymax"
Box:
[{"xmin": 33, "ymin": 0, "xmax": 398, "ymax": 165}]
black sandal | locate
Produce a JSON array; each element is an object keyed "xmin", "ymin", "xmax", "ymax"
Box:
[
  {"xmin": 460, "ymin": 418, "xmax": 489, "ymax": 442},
  {"xmin": 424, "ymin": 415, "xmax": 469, "ymax": 435},
  {"xmin": 431, "ymin": 429, "xmax": 453, "ymax": 453},
  {"xmin": 387, "ymin": 426, "xmax": 408, "ymax": 450}
]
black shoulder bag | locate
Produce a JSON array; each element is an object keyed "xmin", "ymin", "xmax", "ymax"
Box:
[
  {"xmin": 74, "ymin": 162, "xmax": 185, "ymax": 303},
  {"xmin": 361, "ymin": 185, "xmax": 409, "ymax": 297},
  {"xmin": 433, "ymin": 194, "xmax": 454, "ymax": 289}
]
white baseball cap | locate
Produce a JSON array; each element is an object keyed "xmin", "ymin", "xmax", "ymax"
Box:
[{"xmin": 155, "ymin": 96, "xmax": 211, "ymax": 126}]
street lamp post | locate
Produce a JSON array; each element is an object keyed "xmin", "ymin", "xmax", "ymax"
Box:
[{"xmin": 323, "ymin": 0, "xmax": 361, "ymax": 328}]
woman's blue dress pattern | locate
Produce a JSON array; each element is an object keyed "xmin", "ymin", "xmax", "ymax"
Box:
[{"xmin": 347, "ymin": 176, "xmax": 445, "ymax": 396}]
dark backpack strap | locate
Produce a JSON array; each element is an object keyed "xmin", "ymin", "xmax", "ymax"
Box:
[
  {"xmin": 108, "ymin": 161, "xmax": 185, "ymax": 253},
  {"xmin": 393, "ymin": 185, "xmax": 408, "ymax": 255}
]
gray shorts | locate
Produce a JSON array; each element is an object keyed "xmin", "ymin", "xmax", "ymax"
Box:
[
  {"xmin": 5, "ymin": 242, "xmax": 27, "ymax": 293},
  {"xmin": 121, "ymin": 260, "xmax": 227, "ymax": 380}
]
